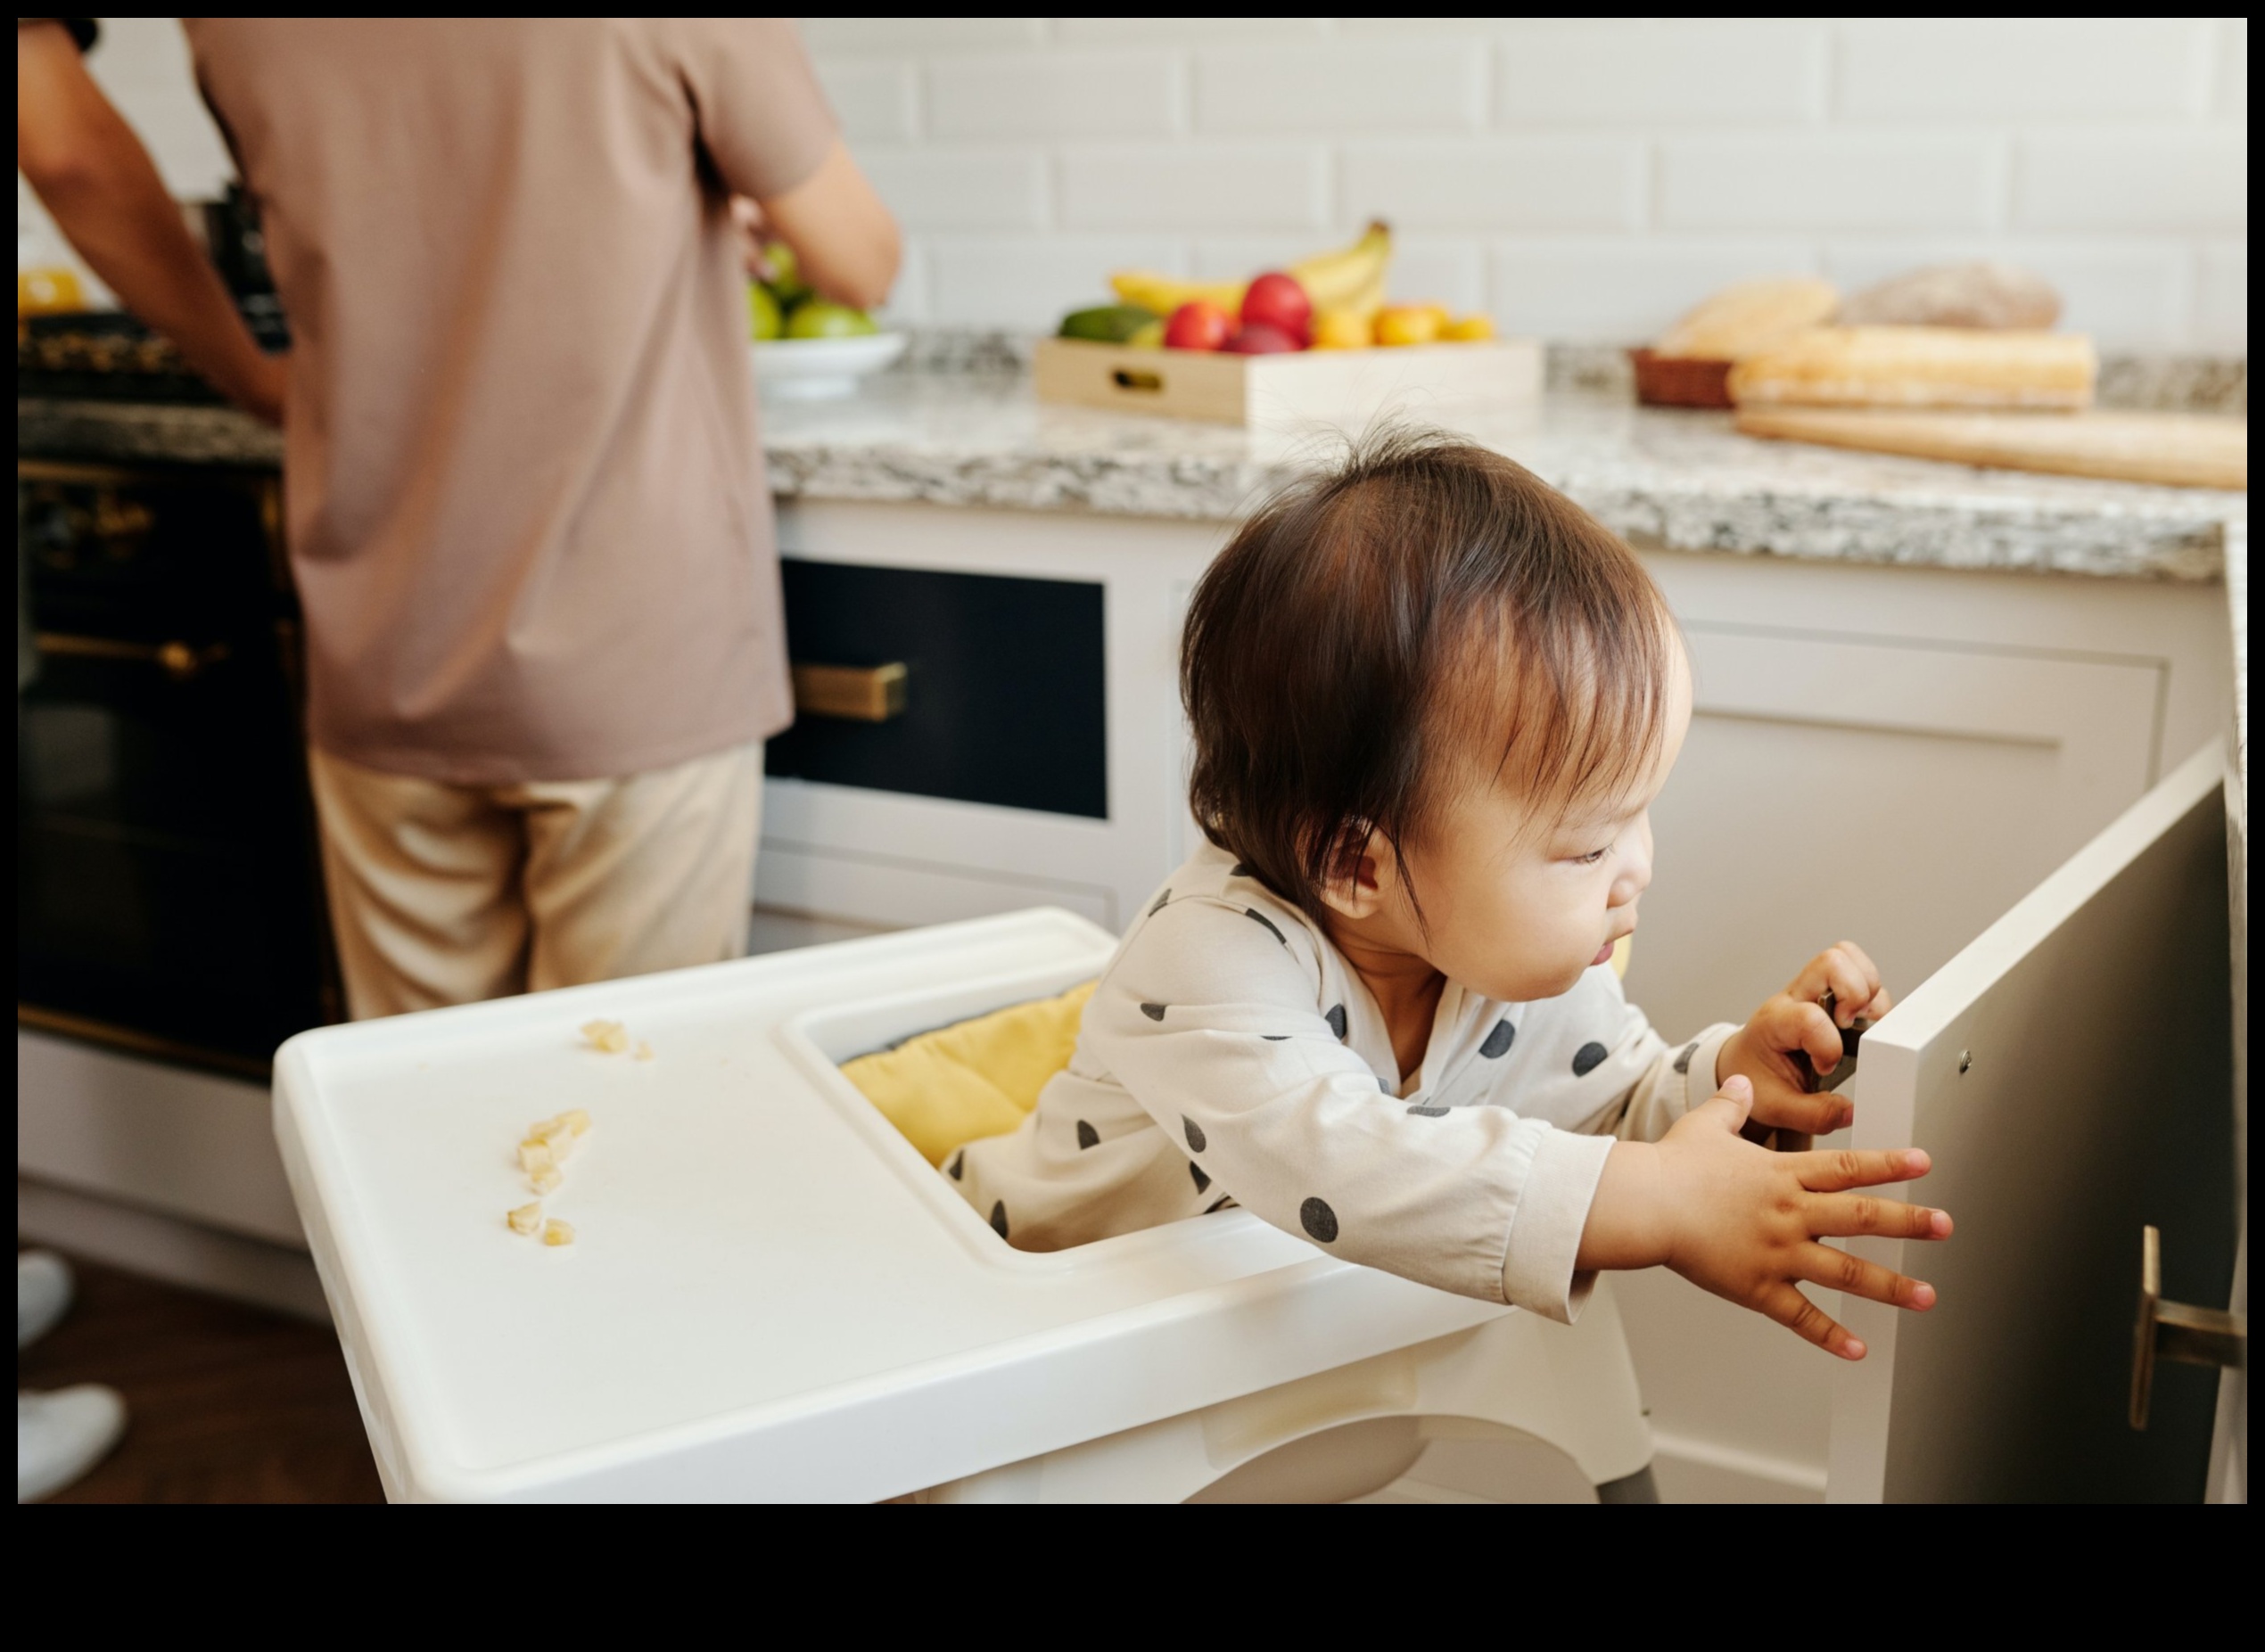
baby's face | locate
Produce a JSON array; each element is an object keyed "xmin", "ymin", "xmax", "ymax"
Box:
[{"xmin": 1401, "ymin": 645, "xmax": 1693, "ymax": 1003}]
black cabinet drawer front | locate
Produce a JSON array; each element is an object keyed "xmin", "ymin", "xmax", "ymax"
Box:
[{"xmin": 766, "ymin": 560, "xmax": 1107, "ymax": 820}]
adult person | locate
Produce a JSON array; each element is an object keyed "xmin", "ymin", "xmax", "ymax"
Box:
[{"xmin": 20, "ymin": 20, "xmax": 898, "ymax": 1018}]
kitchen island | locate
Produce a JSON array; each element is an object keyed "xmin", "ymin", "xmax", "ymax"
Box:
[{"xmin": 18, "ymin": 358, "xmax": 2247, "ymax": 1501}]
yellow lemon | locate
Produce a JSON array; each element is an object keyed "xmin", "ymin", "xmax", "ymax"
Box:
[
  {"xmin": 1444, "ymin": 313, "xmax": 1497, "ymax": 342},
  {"xmin": 1309, "ymin": 308, "xmax": 1372, "ymax": 350},
  {"xmin": 1374, "ymin": 305, "xmax": 1443, "ymax": 347}
]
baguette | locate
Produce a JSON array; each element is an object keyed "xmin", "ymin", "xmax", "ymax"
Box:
[
  {"xmin": 1653, "ymin": 277, "xmax": 1839, "ymax": 362},
  {"xmin": 1727, "ymin": 326, "xmax": 2096, "ymax": 411}
]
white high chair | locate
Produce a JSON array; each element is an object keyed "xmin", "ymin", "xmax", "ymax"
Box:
[{"xmin": 275, "ymin": 909, "xmax": 1657, "ymax": 1502}]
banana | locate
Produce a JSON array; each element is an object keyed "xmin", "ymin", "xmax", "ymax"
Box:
[
  {"xmin": 1107, "ymin": 271, "xmax": 1248, "ymax": 314},
  {"xmin": 1289, "ymin": 219, "xmax": 1392, "ymax": 314},
  {"xmin": 1103, "ymin": 220, "xmax": 1393, "ymax": 319}
]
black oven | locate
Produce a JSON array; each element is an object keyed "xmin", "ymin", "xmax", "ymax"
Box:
[{"xmin": 17, "ymin": 459, "xmax": 338, "ymax": 1075}]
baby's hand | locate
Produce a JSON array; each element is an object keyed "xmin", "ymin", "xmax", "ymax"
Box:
[
  {"xmin": 1717, "ymin": 941, "xmax": 1893, "ymax": 1150},
  {"xmin": 1655, "ymin": 1077, "xmax": 1948, "ymax": 1358}
]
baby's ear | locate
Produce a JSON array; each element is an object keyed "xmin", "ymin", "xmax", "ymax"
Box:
[{"xmin": 1313, "ymin": 819, "xmax": 1390, "ymax": 920}]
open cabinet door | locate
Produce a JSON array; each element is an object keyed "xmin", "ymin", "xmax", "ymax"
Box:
[{"xmin": 1827, "ymin": 744, "xmax": 2239, "ymax": 1502}]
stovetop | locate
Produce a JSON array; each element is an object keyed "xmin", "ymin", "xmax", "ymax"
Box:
[{"xmin": 18, "ymin": 300, "xmax": 287, "ymax": 405}]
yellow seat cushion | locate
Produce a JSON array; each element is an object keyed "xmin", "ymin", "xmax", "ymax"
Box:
[
  {"xmin": 842, "ymin": 980, "xmax": 1098, "ymax": 1166},
  {"xmin": 840, "ymin": 941, "xmax": 1627, "ymax": 1170}
]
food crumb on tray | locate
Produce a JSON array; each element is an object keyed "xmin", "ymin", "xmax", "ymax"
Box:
[
  {"xmin": 508, "ymin": 1111, "xmax": 595, "ymax": 1239},
  {"xmin": 581, "ymin": 1019, "xmax": 630, "ymax": 1054}
]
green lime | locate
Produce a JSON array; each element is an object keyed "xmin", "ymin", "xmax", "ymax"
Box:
[
  {"xmin": 762, "ymin": 241, "xmax": 810, "ymax": 307},
  {"xmin": 747, "ymin": 283, "xmax": 783, "ymax": 342},
  {"xmin": 785, "ymin": 300, "xmax": 879, "ymax": 341}
]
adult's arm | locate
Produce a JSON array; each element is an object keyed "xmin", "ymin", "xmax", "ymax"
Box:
[
  {"xmin": 678, "ymin": 21, "xmax": 901, "ymax": 314},
  {"xmin": 16, "ymin": 20, "xmax": 284, "ymax": 423},
  {"xmin": 756, "ymin": 138, "xmax": 901, "ymax": 313}
]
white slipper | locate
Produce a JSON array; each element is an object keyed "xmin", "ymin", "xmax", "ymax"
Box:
[
  {"xmin": 17, "ymin": 1252, "xmax": 73, "ymax": 1352},
  {"xmin": 17, "ymin": 1385, "xmax": 128, "ymax": 1502}
]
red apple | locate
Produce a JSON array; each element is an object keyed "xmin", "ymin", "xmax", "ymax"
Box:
[
  {"xmin": 1164, "ymin": 300, "xmax": 1233, "ymax": 351},
  {"xmin": 1240, "ymin": 272, "xmax": 1312, "ymax": 345},
  {"xmin": 1225, "ymin": 321, "xmax": 1302, "ymax": 355}
]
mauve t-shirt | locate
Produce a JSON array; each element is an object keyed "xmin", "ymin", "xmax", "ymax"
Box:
[{"xmin": 184, "ymin": 19, "xmax": 836, "ymax": 783}]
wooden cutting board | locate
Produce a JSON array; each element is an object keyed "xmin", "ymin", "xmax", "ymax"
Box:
[{"xmin": 1734, "ymin": 407, "xmax": 2246, "ymax": 490}]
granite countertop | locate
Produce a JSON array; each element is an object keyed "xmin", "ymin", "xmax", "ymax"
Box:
[{"xmin": 20, "ymin": 365, "xmax": 2247, "ymax": 581}]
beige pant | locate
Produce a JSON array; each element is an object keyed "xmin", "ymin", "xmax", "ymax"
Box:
[{"xmin": 309, "ymin": 743, "xmax": 762, "ymax": 1020}]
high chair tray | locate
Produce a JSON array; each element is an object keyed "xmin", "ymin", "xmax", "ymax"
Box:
[{"xmin": 274, "ymin": 908, "xmax": 1505, "ymax": 1502}]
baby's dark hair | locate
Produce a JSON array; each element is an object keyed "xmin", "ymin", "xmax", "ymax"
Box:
[{"xmin": 1182, "ymin": 427, "xmax": 1678, "ymax": 929}]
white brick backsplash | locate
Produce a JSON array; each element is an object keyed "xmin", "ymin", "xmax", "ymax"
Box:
[
  {"xmin": 1194, "ymin": 41, "xmax": 1485, "ymax": 135},
  {"xmin": 875, "ymin": 238, "xmax": 931, "ymax": 323},
  {"xmin": 1054, "ymin": 19, "xmax": 1330, "ymax": 44},
  {"xmin": 84, "ymin": 18, "xmax": 235, "ymax": 197},
  {"xmin": 927, "ymin": 51, "xmax": 1182, "ymax": 141},
  {"xmin": 43, "ymin": 20, "xmax": 2250, "ymax": 358},
  {"xmin": 2015, "ymin": 134, "xmax": 2247, "ymax": 234},
  {"xmin": 1334, "ymin": 20, "xmax": 1507, "ymax": 34},
  {"xmin": 1822, "ymin": 240, "xmax": 2188, "ymax": 350},
  {"xmin": 1660, "ymin": 136, "xmax": 2002, "ymax": 233},
  {"xmin": 1376, "ymin": 237, "xmax": 1487, "ymax": 316},
  {"xmin": 1342, "ymin": 138, "xmax": 1644, "ymax": 233},
  {"xmin": 1495, "ymin": 21, "xmax": 1826, "ymax": 127},
  {"xmin": 1837, "ymin": 20, "xmax": 2212, "ymax": 121},
  {"xmin": 1059, "ymin": 143, "xmax": 1328, "ymax": 232},
  {"xmin": 1188, "ymin": 235, "xmax": 1323, "ymax": 281},
  {"xmin": 799, "ymin": 19, "xmax": 1042, "ymax": 53},
  {"xmin": 814, "ymin": 59, "xmax": 917, "ymax": 144},
  {"xmin": 1488, "ymin": 239, "xmax": 1818, "ymax": 345},
  {"xmin": 2195, "ymin": 242, "xmax": 2247, "ymax": 353},
  {"xmin": 861, "ymin": 149, "xmax": 1048, "ymax": 231},
  {"xmin": 927, "ymin": 233, "xmax": 1189, "ymax": 328}
]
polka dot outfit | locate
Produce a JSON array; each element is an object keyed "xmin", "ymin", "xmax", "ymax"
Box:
[{"xmin": 947, "ymin": 842, "xmax": 1738, "ymax": 1321}]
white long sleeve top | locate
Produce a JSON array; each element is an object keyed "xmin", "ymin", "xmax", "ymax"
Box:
[{"xmin": 948, "ymin": 842, "xmax": 1738, "ymax": 1320}]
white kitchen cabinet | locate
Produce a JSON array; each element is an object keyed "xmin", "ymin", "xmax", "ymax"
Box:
[
  {"xmin": 765, "ymin": 500, "xmax": 1221, "ymax": 933},
  {"xmin": 1614, "ymin": 548, "xmax": 2231, "ymax": 1491},
  {"xmin": 1829, "ymin": 744, "xmax": 2237, "ymax": 1501},
  {"xmin": 767, "ymin": 499, "xmax": 2234, "ymax": 1499}
]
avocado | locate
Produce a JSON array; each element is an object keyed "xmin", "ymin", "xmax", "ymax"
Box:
[{"xmin": 1058, "ymin": 304, "xmax": 1163, "ymax": 344}]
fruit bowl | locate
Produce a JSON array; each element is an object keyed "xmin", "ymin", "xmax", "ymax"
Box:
[{"xmin": 750, "ymin": 332, "xmax": 908, "ymax": 401}]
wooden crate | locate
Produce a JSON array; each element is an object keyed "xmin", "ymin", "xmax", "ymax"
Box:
[{"xmin": 1033, "ymin": 336, "xmax": 1544, "ymax": 430}]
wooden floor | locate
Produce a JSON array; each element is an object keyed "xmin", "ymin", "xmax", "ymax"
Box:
[{"xmin": 18, "ymin": 1251, "xmax": 383, "ymax": 1504}]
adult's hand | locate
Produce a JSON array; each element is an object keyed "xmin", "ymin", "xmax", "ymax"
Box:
[
  {"xmin": 17, "ymin": 20, "xmax": 284, "ymax": 425},
  {"xmin": 756, "ymin": 138, "xmax": 901, "ymax": 313}
]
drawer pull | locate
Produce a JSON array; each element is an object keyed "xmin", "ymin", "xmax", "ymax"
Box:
[
  {"xmin": 2129, "ymin": 1224, "xmax": 2245, "ymax": 1429},
  {"xmin": 36, "ymin": 631, "xmax": 230, "ymax": 681},
  {"xmin": 792, "ymin": 661, "xmax": 908, "ymax": 723}
]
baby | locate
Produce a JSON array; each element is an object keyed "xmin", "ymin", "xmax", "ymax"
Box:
[{"xmin": 951, "ymin": 431, "xmax": 1949, "ymax": 1358}]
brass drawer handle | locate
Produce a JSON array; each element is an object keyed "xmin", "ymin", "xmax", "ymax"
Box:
[
  {"xmin": 791, "ymin": 661, "xmax": 907, "ymax": 723},
  {"xmin": 35, "ymin": 632, "xmax": 230, "ymax": 681},
  {"xmin": 2129, "ymin": 1224, "xmax": 2246, "ymax": 1429}
]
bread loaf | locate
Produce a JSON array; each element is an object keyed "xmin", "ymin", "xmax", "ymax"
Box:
[
  {"xmin": 1653, "ymin": 277, "xmax": 1839, "ymax": 361},
  {"xmin": 1837, "ymin": 261, "xmax": 2062, "ymax": 331},
  {"xmin": 1727, "ymin": 326, "xmax": 2096, "ymax": 411}
]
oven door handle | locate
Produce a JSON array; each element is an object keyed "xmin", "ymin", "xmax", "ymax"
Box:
[{"xmin": 34, "ymin": 631, "xmax": 231, "ymax": 682}]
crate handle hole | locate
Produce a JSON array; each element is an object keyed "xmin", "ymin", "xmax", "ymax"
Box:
[{"xmin": 1111, "ymin": 369, "xmax": 1164, "ymax": 392}]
